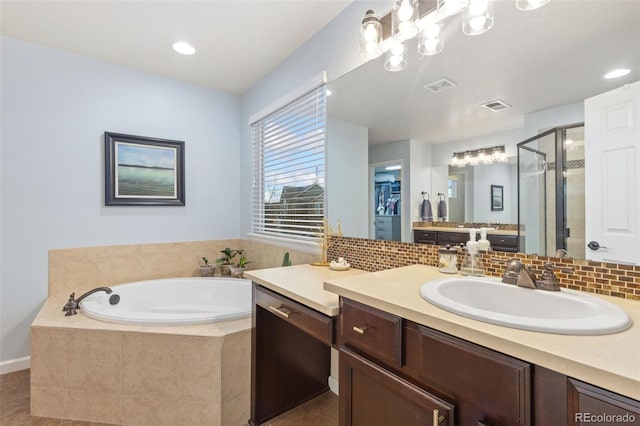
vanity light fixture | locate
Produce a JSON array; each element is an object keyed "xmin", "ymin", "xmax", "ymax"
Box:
[
  {"xmin": 450, "ymin": 145, "xmax": 506, "ymax": 166},
  {"xmin": 359, "ymin": 10, "xmax": 383, "ymax": 60},
  {"xmin": 604, "ymin": 68, "xmax": 631, "ymax": 79},
  {"xmin": 172, "ymin": 41, "xmax": 196, "ymax": 56},
  {"xmin": 360, "ymin": 0, "xmax": 550, "ymax": 71}
]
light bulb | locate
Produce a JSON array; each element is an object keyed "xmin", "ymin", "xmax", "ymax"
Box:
[
  {"xmin": 469, "ymin": 0, "xmax": 489, "ymax": 15},
  {"xmin": 397, "ymin": 0, "xmax": 414, "ymax": 21},
  {"xmin": 423, "ymin": 38, "xmax": 439, "ymax": 53},
  {"xmin": 469, "ymin": 16, "xmax": 487, "ymax": 31},
  {"xmin": 365, "ymin": 41, "xmax": 378, "ymax": 53},
  {"xmin": 364, "ymin": 23, "xmax": 379, "ymax": 41},
  {"xmin": 389, "ymin": 55, "xmax": 403, "ymax": 68},
  {"xmin": 398, "ymin": 22, "xmax": 413, "ymax": 36}
]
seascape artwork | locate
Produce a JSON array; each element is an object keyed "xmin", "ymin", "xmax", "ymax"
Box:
[{"xmin": 115, "ymin": 142, "xmax": 177, "ymax": 198}]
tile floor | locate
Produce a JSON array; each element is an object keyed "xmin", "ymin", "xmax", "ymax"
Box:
[{"xmin": 0, "ymin": 369, "xmax": 338, "ymax": 425}]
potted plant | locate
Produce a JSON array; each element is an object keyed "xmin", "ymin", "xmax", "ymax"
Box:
[
  {"xmin": 216, "ymin": 248, "xmax": 240, "ymax": 276},
  {"xmin": 200, "ymin": 257, "xmax": 215, "ymax": 277},
  {"xmin": 230, "ymin": 251, "xmax": 253, "ymax": 278}
]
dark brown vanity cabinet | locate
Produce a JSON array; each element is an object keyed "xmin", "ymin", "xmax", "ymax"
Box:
[
  {"xmin": 568, "ymin": 379, "xmax": 640, "ymax": 425},
  {"xmin": 338, "ymin": 298, "xmax": 531, "ymax": 426},
  {"xmin": 413, "ymin": 229, "xmax": 519, "ymax": 253}
]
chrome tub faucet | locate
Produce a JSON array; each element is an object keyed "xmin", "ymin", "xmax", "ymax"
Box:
[{"xmin": 62, "ymin": 287, "xmax": 120, "ymax": 316}]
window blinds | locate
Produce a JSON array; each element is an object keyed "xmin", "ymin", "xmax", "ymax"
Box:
[{"xmin": 251, "ymin": 85, "xmax": 327, "ymax": 241}]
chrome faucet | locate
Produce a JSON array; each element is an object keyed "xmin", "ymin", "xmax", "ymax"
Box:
[
  {"xmin": 501, "ymin": 260, "xmax": 573, "ymax": 291},
  {"xmin": 62, "ymin": 287, "xmax": 119, "ymax": 316}
]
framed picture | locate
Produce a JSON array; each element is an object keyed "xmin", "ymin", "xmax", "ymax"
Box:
[
  {"xmin": 104, "ymin": 132, "xmax": 185, "ymax": 206},
  {"xmin": 491, "ymin": 184, "xmax": 503, "ymax": 211}
]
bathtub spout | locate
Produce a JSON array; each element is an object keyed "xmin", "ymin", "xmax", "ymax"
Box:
[{"xmin": 62, "ymin": 287, "xmax": 116, "ymax": 316}]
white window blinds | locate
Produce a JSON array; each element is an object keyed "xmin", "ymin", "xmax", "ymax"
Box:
[{"xmin": 251, "ymin": 84, "xmax": 327, "ymax": 242}]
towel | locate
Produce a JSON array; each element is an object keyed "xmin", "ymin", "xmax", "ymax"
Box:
[
  {"xmin": 437, "ymin": 199, "xmax": 447, "ymax": 221},
  {"xmin": 420, "ymin": 199, "xmax": 433, "ymax": 221}
]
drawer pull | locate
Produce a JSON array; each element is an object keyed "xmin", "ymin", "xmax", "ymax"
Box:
[
  {"xmin": 433, "ymin": 409, "xmax": 444, "ymax": 425},
  {"xmin": 352, "ymin": 325, "xmax": 369, "ymax": 335},
  {"xmin": 269, "ymin": 305, "xmax": 294, "ymax": 319}
]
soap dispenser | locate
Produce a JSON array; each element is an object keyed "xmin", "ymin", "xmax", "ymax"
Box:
[
  {"xmin": 478, "ymin": 228, "xmax": 491, "ymax": 252},
  {"xmin": 460, "ymin": 228, "xmax": 485, "ymax": 277}
]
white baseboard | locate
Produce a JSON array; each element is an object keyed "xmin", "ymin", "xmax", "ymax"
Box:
[
  {"xmin": 328, "ymin": 375, "xmax": 339, "ymax": 395},
  {"xmin": 0, "ymin": 356, "xmax": 30, "ymax": 375}
]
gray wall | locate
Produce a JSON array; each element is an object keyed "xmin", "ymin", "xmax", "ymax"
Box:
[{"xmin": 0, "ymin": 37, "xmax": 241, "ymax": 363}]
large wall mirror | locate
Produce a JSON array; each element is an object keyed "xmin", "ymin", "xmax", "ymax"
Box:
[{"xmin": 326, "ymin": 0, "xmax": 639, "ymax": 260}]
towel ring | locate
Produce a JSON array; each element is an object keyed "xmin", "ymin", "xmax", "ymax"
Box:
[
  {"xmin": 421, "ymin": 191, "xmax": 430, "ymax": 200},
  {"xmin": 437, "ymin": 192, "xmax": 445, "ymax": 200}
]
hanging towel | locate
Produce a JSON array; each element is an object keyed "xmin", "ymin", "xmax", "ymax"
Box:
[
  {"xmin": 437, "ymin": 199, "xmax": 447, "ymax": 221},
  {"xmin": 421, "ymin": 199, "xmax": 433, "ymax": 221}
]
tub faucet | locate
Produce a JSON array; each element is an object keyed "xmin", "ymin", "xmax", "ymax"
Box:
[{"xmin": 62, "ymin": 287, "xmax": 119, "ymax": 316}]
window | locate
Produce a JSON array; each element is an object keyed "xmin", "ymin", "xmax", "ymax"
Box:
[{"xmin": 251, "ymin": 83, "xmax": 327, "ymax": 242}]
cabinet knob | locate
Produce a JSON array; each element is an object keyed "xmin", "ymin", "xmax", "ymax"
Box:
[{"xmin": 352, "ymin": 325, "xmax": 369, "ymax": 335}]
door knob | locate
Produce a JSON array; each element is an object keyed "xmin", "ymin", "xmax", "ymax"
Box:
[{"xmin": 587, "ymin": 241, "xmax": 608, "ymax": 251}]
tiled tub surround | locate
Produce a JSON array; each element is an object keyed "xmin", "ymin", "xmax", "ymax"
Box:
[
  {"xmin": 33, "ymin": 239, "xmax": 317, "ymax": 424},
  {"xmin": 328, "ymin": 236, "xmax": 640, "ymax": 300}
]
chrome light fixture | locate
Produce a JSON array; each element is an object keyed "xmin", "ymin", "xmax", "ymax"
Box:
[
  {"xmin": 516, "ymin": 0, "xmax": 550, "ymax": 11},
  {"xmin": 385, "ymin": 41, "xmax": 408, "ymax": 72},
  {"xmin": 463, "ymin": 0, "xmax": 494, "ymax": 35},
  {"xmin": 359, "ymin": 9, "xmax": 383, "ymax": 60},
  {"xmin": 450, "ymin": 145, "xmax": 507, "ymax": 166},
  {"xmin": 393, "ymin": 0, "xmax": 419, "ymax": 41},
  {"xmin": 418, "ymin": 23, "xmax": 444, "ymax": 56}
]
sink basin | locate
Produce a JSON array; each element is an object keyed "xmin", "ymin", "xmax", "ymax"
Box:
[{"xmin": 419, "ymin": 277, "xmax": 631, "ymax": 335}]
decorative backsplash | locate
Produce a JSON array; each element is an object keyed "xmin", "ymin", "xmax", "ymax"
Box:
[{"xmin": 328, "ymin": 236, "xmax": 640, "ymax": 301}]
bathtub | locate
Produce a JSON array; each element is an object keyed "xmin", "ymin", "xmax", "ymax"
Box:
[{"xmin": 79, "ymin": 277, "xmax": 252, "ymax": 325}]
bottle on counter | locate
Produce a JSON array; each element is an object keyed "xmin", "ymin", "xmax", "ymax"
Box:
[
  {"xmin": 438, "ymin": 245, "xmax": 459, "ymax": 274},
  {"xmin": 460, "ymin": 228, "xmax": 485, "ymax": 277}
]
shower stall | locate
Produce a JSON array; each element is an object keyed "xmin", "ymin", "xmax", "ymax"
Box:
[{"xmin": 517, "ymin": 123, "xmax": 585, "ymax": 258}]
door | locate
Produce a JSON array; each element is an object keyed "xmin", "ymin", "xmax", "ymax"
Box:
[{"xmin": 585, "ymin": 82, "xmax": 640, "ymax": 264}]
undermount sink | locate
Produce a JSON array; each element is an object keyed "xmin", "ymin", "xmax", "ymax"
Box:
[{"xmin": 419, "ymin": 277, "xmax": 631, "ymax": 335}]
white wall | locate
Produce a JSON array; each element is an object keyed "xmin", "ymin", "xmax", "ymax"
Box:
[
  {"xmin": 0, "ymin": 37, "xmax": 241, "ymax": 363},
  {"xmin": 524, "ymin": 102, "xmax": 584, "ymax": 138},
  {"xmin": 327, "ymin": 119, "xmax": 368, "ymax": 238},
  {"xmin": 472, "ymin": 163, "xmax": 517, "ymax": 223}
]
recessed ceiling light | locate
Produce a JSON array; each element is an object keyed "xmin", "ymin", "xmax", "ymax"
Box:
[
  {"xmin": 385, "ymin": 165, "xmax": 401, "ymax": 171},
  {"xmin": 172, "ymin": 42, "xmax": 196, "ymax": 56},
  {"xmin": 604, "ymin": 68, "xmax": 630, "ymax": 79}
]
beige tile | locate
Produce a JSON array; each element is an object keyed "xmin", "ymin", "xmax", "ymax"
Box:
[
  {"xmin": 0, "ymin": 369, "xmax": 31, "ymax": 402},
  {"xmin": 221, "ymin": 389, "xmax": 250, "ymax": 426},
  {"xmin": 66, "ymin": 390, "xmax": 120, "ymax": 424},
  {"xmin": 31, "ymin": 328, "xmax": 69, "ymax": 388},
  {"xmin": 221, "ymin": 330, "xmax": 251, "ymax": 399},
  {"xmin": 67, "ymin": 330, "xmax": 121, "ymax": 393},
  {"xmin": 121, "ymin": 396, "xmax": 178, "ymax": 426},
  {"xmin": 176, "ymin": 400, "xmax": 220, "ymax": 426},
  {"xmin": 121, "ymin": 332, "xmax": 178, "ymax": 399},
  {"xmin": 30, "ymin": 386, "xmax": 66, "ymax": 419},
  {"xmin": 176, "ymin": 336, "xmax": 222, "ymax": 403}
]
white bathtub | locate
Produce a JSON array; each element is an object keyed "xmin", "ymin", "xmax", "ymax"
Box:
[{"xmin": 79, "ymin": 277, "xmax": 252, "ymax": 325}]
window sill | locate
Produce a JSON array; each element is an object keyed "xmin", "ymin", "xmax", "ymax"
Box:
[{"xmin": 247, "ymin": 233, "xmax": 321, "ymax": 255}]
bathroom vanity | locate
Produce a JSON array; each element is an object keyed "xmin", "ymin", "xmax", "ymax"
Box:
[
  {"xmin": 326, "ymin": 265, "xmax": 640, "ymax": 426},
  {"xmin": 247, "ymin": 263, "xmax": 640, "ymax": 425},
  {"xmin": 413, "ymin": 227, "xmax": 519, "ymax": 252}
]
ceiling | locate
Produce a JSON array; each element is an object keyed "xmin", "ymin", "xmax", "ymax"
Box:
[
  {"xmin": 0, "ymin": 0, "xmax": 353, "ymax": 95},
  {"xmin": 327, "ymin": 0, "xmax": 640, "ymax": 145}
]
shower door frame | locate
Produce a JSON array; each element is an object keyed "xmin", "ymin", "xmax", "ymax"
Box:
[{"xmin": 516, "ymin": 122, "xmax": 584, "ymax": 255}]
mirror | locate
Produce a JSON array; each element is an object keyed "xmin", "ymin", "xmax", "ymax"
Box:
[{"xmin": 326, "ymin": 0, "xmax": 640, "ymax": 259}]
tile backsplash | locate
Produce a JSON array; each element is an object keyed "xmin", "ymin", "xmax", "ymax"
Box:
[{"xmin": 328, "ymin": 236, "xmax": 640, "ymax": 301}]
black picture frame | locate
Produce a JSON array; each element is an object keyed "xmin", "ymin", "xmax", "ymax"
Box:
[
  {"xmin": 491, "ymin": 184, "xmax": 503, "ymax": 211},
  {"xmin": 104, "ymin": 132, "xmax": 185, "ymax": 206}
]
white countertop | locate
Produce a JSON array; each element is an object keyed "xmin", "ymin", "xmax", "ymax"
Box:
[
  {"xmin": 323, "ymin": 265, "xmax": 640, "ymax": 400},
  {"xmin": 244, "ymin": 264, "xmax": 367, "ymax": 316}
]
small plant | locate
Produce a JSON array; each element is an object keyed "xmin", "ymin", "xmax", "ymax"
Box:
[
  {"xmin": 237, "ymin": 251, "xmax": 253, "ymax": 268},
  {"xmin": 282, "ymin": 252, "xmax": 292, "ymax": 267},
  {"xmin": 200, "ymin": 257, "xmax": 215, "ymax": 277},
  {"xmin": 216, "ymin": 248, "xmax": 240, "ymax": 265}
]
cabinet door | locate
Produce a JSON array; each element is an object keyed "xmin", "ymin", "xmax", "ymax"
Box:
[
  {"xmin": 568, "ymin": 378, "xmax": 640, "ymax": 425},
  {"xmin": 339, "ymin": 347, "xmax": 454, "ymax": 426}
]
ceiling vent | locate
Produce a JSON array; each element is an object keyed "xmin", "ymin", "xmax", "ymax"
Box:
[
  {"xmin": 424, "ymin": 78, "xmax": 457, "ymax": 93},
  {"xmin": 481, "ymin": 99, "xmax": 512, "ymax": 111}
]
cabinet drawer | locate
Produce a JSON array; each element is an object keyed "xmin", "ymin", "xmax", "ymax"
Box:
[
  {"xmin": 568, "ymin": 379, "xmax": 640, "ymax": 426},
  {"xmin": 254, "ymin": 285, "xmax": 334, "ymax": 346},
  {"xmin": 417, "ymin": 326, "xmax": 531, "ymax": 426},
  {"xmin": 341, "ymin": 298, "xmax": 403, "ymax": 367},
  {"xmin": 340, "ymin": 346, "xmax": 454, "ymax": 426},
  {"xmin": 414, "ymin": 230, "xmax": 437, "ymax": 244},
  {"xmin": 487, "ymin": 234, "xmax": 518, "ymax": 249},
  {"xmin": 437, "ymin": 231, "xmax": 469, "ymax": 245}
]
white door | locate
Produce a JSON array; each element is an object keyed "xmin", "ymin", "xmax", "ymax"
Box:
[{"xmin": 585, "ymin": 81, "xmax": 640, "ymax": 264}]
